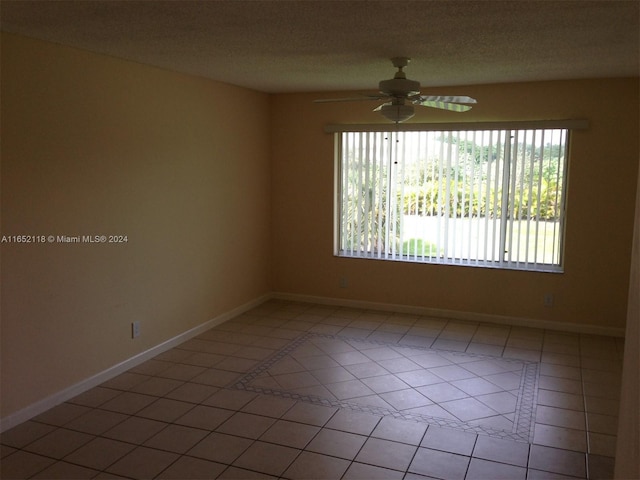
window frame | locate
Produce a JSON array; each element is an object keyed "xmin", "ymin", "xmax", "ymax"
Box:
[{"xmin": 331, "ymin": 120, "xmax": 588, "ymax": 273}]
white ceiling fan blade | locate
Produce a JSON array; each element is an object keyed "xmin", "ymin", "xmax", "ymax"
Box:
[
  {"xmin": 415, "ymin": 95, "xmax": 477, "ymax": 104},
  {"xmin": 314, "ymin": 94, "xmax": 389, "ymax": 103},
  {"xmin": 372, "ymin": 102, "xmax": 392, "ymax": 112},
  {"xmin": 416, "ymin": 100, "xmax": 473, "ymax": 112}
]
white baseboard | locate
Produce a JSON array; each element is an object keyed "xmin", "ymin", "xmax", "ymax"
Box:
[
  {"xmin": 0, "ymin": 294, "xmax": 270, "ymax": 433},
  {"xmin": 272, "ymin": 292, "xmax": 626, "ymax": 338}
]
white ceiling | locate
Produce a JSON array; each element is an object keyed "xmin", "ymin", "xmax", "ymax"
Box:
[{"xmin": 1, "ymin": 0, "xmax": 639, "ymax": 93}]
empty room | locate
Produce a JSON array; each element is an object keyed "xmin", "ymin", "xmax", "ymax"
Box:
[{"xmin": 1, "ymin": 1, "xmax": 639, "ymax": 479}]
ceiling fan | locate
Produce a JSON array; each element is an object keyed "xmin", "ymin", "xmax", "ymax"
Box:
[{"xmin": 314, "ymin": 57, "xmax": 477, "ymax": 123}]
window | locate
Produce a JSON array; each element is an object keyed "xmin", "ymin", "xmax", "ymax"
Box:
[{"xmin": 335, "ymin": 125, "xmax": 570, "ymax": 271}]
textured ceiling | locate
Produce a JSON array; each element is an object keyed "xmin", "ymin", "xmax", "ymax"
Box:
[{"xmin": 1, "ymin": 0, "xmax": 639, "ymax": 93}]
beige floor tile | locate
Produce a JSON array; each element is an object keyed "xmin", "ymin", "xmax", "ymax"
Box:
[
  {"xmin": 175, "ymin": 404, "xmax": 234, "ymax": 430},
  {"xmin": 354, "ymin": 437, "xmax": 417, "ymax": 471},
  {"xmin": 588, "ymin": 431, "xmax": 617, "ymax": 457},
  {"xmin": 361, "ymin": 374, "xmax": 412, "ymax": 393},
  {"xmin": 539, "ymin": 363, "xmax": 582, "ymax": 380},
  {"xmin": 240, "ymin": 394, "xmax": 297, "ymax": 417},
  {"xmin": 528, "ymin": 444, "xmax": 586, "ymax": 477},
  {"xmin": 324, "ymin": 408, "xmax": 381, "ymax": 435},
  {"xmin": 281, "ymin": 401, "xmax": 337, "ymax": 426},
  {"xmin": 538, "ymin": 375, "xmax": 582, "ymax": 395},
  {"xmin": 216, "ymin": 411, "xmax": 276, "ymax": 439},
  {"xmin": 190, "ymin": 368, "xmax": 242, "ymax": 387},
  {"xmin": 214, "ymin": 357, "xmax": 261, "ymax": 373},
  {"xmin": 182, "ymin": 351, "xmax": 226, "ymax": 368},
  {"xmin": 259, "ymin": 419, "xmax": 320, "ymax": 448},
  {"xmin": 472, "ymin": 434, "xmax": 530, "ymax": 467},
  {"xmin": 165, "ymin": 381, "xmax": 219, "ymax": 403},
  {"xmin": 219, "ymin": 466, "xmax": 279, "ymax": 479},
  {"xmin": 440, "ymin": 397, "xmax": 499, "ymax": 422},
  {"xmin": 103, "ymin": 416, "xmax": 167, "ymax": 444},
  {"xmin": 32, "ymin": 403, "xmax": 91, "ymax": 427},
  {"xmin": 537, "ymin": 389, "xmax": 584, "ymax": 411},
  {"xmin": 32, "ymin": 460, "xmax": 101, "ymax": 479},
  {"xmin": 370, "ymin": 416, "xmax": 427, "ymax": 445},
  {"xmin": 0, "ymin": 450, "xmax": 56, "ymax": 479},
  {"xmin": 536, "ymin": 405, "xmax": 586, "ymax": 430},
  {"xmin": 586, "ymin": 412, "xmax": 618, "ymax": 435},
  {"xmin": 342, "ymin": 461, "xmax": 405, "ymax": 479},
  {"xmin": 144, "ymin": 424, "xmax": 209, "ymax": 453},
  {"xmin": 533, "ymin": 423, "xmax": 587, "ymax": 452},
  {"xmin": 0, "ymin": 421, "xmax": 56, "ymax": 448},
  {"xmin": 306, "ymin": 428, "xmax": 367, "ymax": 460},
  {"xmin": 64, "ymin": 437, "xmax": 135, "ymax": 470},
  {"xmin": 187, "ymin": 432, "xmax": 252, "ymax": 464},
  {"xmin": 23, "ymin": 428, "xmax": 94, "ymax": 459},
  {"xmin": 503, "ymin": 347, "xmax": 542, "ymax": 362},
  {"xmin": 129, "ymin": 359, "xmax": 173, "ymax": 376},
  {"xmin": 66, "ymin": 386, "xmax": 122, "ymax": 408},
  {"xmin": 526, "ymin": 468, "xmax": 586, "ymax": 479},
  {"xmin": 483, "ymin": 371, "xmax": 522, "ymax": 390},
  {"xmin": 106, "ymin": 446, "xmax": 179, "ymax": 479},
  {"xmin": 100, "ymin": 391, "xmax": 157, "ymax": 414},
  {"xmin": 380, "ymin": 388, "xmax": 433, "ymax": 410},
  {"xmin": 283, "ymin": 451, "xmax": 350, "ymax": 480},
  {"xmin": 584, "ymin": 395, "xmax": 619, "ymax": 416},
  {"xmin": 157, "ymin": 364, "xmax": 206, "ymax": 381},
  {"xmin": 421, "ymin": 426, "xmax": 477, "ymax": 456},
  {"xmin": 156, "ymin": 455, "xmax": 227, "ymax": 479},
  {"xmin": 64, "ymin": 408, "xmax": 128, "ymax": 435},
  {"xmin": 324, "ymin": 378, "xmax": 376, "ymax": 400},
  {"xmin": 416, "ymin": 382, "xmax": 468, "ymax": 403},
  {"xmin": 466, "ymin": 457, "xmax": 527, "ymax": 479},
  {"xmin": 232, "ymin": 441, "xmax": 300, "ymax": 476},
  {"xmin": 587, "ymin": 453, "xmax": 616, "ymax": 479},
  {"xmin": 1, "ymin": 445, "xmax": 17, "ymax": 458},
  {"xmin": 135, "ymin": 398, "xmax": 195, "ymax": 422},
  {"xmin": 409, "ymin": 447, "xmax": 471, "ymax": 480},
  {"xmin": 476, "ymin": 391, "xmax": 517, "ymax": 414},
  {"xmin": 466, "ymin": 343, "xmax": 505, "ymax": 356},
  {"xmin": 201, "ymin": 388, "xmax": 258, "ymax": 410},
  {"xmin": 101, "ymin": 372, "xmax": 150, "ymax": 391}
]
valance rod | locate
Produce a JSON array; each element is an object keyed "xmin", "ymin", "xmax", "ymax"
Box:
[{"xmin": 324, "ymin": 119, "xmax": 589, "ymax": 133}]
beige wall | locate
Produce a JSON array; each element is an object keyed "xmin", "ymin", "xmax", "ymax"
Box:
[
  {"xmin": 271, "ymin": 78, "xmax": 639, "ymax": 331},
  {"xmin": 614, "ymin": 165, "xmax": 640, "ymax": 478},
  {"xmin": 1, "ymin": 33, "xmax": 271, "ymax": 418}
]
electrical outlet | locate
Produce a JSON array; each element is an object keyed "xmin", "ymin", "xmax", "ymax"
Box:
[
  {"xmin": 543, "ymin": 294, "xmax": 554, "ymax": 307},
  {"xmin": 131, "ymin": 321, "xmax": 141, "ymax": 338}
]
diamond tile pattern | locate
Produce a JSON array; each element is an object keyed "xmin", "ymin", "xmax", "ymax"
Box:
[
  {"xmin": 233, "ymin": 333, "xmax": 537, "ymax": 441},
  {"xmin": 0, "ymin": 299, "xmax": 624, "ymax": 479}
]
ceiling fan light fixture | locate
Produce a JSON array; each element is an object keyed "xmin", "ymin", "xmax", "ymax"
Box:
[{"xmin": 380, "ymin": 103, "xmax": 415, "ymax": 123}]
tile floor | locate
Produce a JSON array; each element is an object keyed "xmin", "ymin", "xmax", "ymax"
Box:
[{"xmin": 1, "ymin": 300, "xmax": 624, "ymax": 479}]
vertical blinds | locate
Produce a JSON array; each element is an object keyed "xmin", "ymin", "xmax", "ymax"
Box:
[{"xmin": 336, "ymin": 128, "xmax": 569, "ymax": 271}]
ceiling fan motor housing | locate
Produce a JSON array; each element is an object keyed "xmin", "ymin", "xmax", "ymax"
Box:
[{"xmin": 378, "ymin": 78, "xmax": 421, "ymax": 97}]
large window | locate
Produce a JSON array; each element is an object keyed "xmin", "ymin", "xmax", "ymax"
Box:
[{"xmin": 335, "ymin": 126, "xmax": 570, "ymax": 271}]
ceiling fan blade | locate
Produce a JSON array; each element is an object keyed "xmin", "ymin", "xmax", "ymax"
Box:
[
  {"xmin": 314, "ymin": 94, "xmax": 389, "ymax": 103},
  {"xmin": 417, "ymin": 101, "xmax": 473, "ymax": 112},
  {"xmin": 372, "ymin": 102, "xmax": 392, "ymax": 112},
  {"xmin": 415, "ymin": 95, "xmax": 477, "ymax": 104}
]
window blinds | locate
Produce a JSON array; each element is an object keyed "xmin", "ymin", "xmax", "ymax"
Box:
[{"xmin": 336, "ymin": 128, "xmax": 570, "ymax": 271}]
